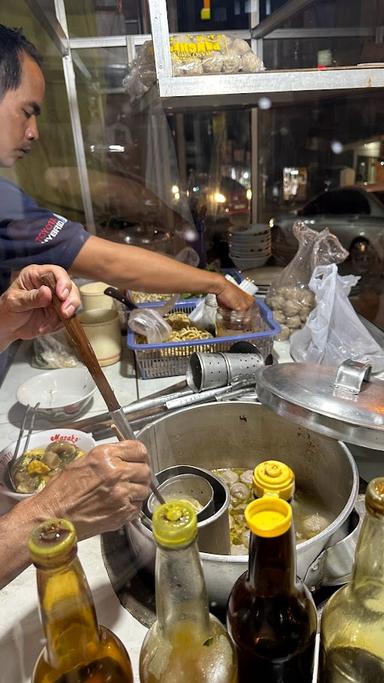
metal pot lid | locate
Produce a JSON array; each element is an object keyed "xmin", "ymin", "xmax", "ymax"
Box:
[{"xmin": 255, "ymin": 359, "xmax": 384, "ymax": 450}]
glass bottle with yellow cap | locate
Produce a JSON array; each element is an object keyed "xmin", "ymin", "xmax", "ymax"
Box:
[
  {"xmin": 30, "ymin": 518, "xmax": 133, "ymax": 683},
  {"xmin": 227, "ymin": 496, "xmax": 317, "ymax": 682},
  {"xmin": 139, "ymin": 499, "xmax": 238, "ymax": 683},
  {"xmin": 320, "ymin": 478, "xmax": 384, "ymax": 682}
]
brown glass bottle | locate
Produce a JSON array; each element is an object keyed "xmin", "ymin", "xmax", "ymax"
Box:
[
  {"xmin": 30, "ymin": 518, "xmax": 133, "ymax": 683},
  {"xmin": 227, "ymin": 497, "xmax": 317, "ymax": 682}
]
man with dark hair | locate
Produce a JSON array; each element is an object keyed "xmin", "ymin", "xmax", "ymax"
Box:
[
  {"xmin": 0, "ymin": 24, "xmax": 252, "ymax": 310},
  {"xmin": 0, "ymin": 24, "xmax": 43, "ymax": 97}
]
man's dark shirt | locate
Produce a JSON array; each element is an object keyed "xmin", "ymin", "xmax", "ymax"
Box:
[
  {"xmin": 0, "ymin": 176, "xmax": 90, "ymax": 293},
  {"xmin": 0, "ymin": 176, "xmax": 91, "ymax": 381}
]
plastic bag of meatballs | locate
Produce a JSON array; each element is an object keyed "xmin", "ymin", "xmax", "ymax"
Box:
[
  {"xmin": 169, "ymin": 33, "xmax": 265, "ymax": 76},
  {"xmin": 122, "ymin": 34, "xmax": 265, "ymax": 101},
  {"xmin": 265, "ymin": 221, "xmax": 348, "ymax": 341}
]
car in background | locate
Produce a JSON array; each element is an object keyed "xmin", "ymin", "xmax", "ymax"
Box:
[{"xmin": 270, "ymin": 184, "xmax": 384, "ymax": 273}]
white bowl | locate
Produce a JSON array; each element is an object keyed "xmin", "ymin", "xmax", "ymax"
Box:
[
  {"xmin": 0, "ymin": 429, "xmax": 96, "ymax": 501},
  {"xmin": 230, "ymin": 223, "xmax": 270, "ymax": 237},
  {"xmin": 231, "ymin": 254, "xmax": 271, "ymax": 269},
  {"xmin": 17, "ymin": 368, "xmax": 96, "ymax": 421},
  {"xmin": 230, "ymin": 244, "xmax": 271, "ymax": 256}
]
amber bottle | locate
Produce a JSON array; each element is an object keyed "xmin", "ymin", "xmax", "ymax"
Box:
[
  {"xmin": 30, "ymin": 518, "xmax": 133, "ymax": 683},
  {"xmin": 227, "ymin": 496, "xmax": 317, "ymax": 682}
]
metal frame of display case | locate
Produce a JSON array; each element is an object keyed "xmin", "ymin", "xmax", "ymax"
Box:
[
  {"xmin": 26, "ymin": 0, "xmax": 384, "ymax": 228},
  {"xmin": 148, "ymin": 0, "xmax": 384, "ymax": 107}
]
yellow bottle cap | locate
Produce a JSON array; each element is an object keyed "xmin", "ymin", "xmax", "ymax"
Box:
[
  {"xmin": 253, "ymin": 460, "xmax": 295, "ymax": 501},
  {"xmin": 28, "ymin": 518, "xmax": 77, "ymax": 567},
  {"xmin": 245, "ymin": 497, "xmax": 292, "ymax": 538},
  {"xmin": 200, "ymin": 7, "xmax": 211, "ymax": 19},
  {"xmin": 152, "ymin": 499, "xmax": 197, "ymax": 548},
  {"xmin": 366, "ymin": 477, "xmax": 384, "ymax": 516}
]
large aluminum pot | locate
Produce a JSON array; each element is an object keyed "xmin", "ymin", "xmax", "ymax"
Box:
[{"xmin": 133, "ymin": 401, "xmax": 359, "ymax": 607}]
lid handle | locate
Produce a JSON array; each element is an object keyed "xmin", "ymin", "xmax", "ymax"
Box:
[{"xmin": 334, "ymin": 359, "xmax": 371, "ymax": 395}]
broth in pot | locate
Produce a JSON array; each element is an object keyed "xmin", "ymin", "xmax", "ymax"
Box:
[{"xmin": 212, "ymin": 467, "xmax": 330, "ymax": 555}]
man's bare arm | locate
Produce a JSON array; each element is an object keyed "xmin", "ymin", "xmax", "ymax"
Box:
[{"xmin": 71, "ymin": 236, "xmax": 254, "ymax": 311}]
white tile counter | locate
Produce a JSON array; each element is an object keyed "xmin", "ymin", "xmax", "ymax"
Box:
[{"xmin": 0, "ymin": 339, "xmax": 294, "ymax": 681}]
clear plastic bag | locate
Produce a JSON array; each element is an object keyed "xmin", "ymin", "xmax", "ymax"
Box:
[
  {"xmin": 169, "ymin": 34, "xmax": 265, "ymax": 76},
  {"xmin": 290, "ymin": 264, "xmax": 384, "ymax": 373},
  {"xmin": 266, "ymin": 221, "xmax": 348, "ymax": 340},
  {"xmin": 127, "ymin": 294, "xmax": 178, "ymax": 344},
  {"xmin": 188, "ymin": 293, "xmax": 217, "ymax": 333},
  {"xmin": 32, "ymin": 330, "xmax": 81, "ymax": 369}
]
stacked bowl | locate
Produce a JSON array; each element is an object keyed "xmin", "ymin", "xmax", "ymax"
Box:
[{"xmin": 229, "ymin": 223, "xmax": 271, "ymax": 270}]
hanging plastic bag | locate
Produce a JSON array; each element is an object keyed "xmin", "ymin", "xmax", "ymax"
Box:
[
  {"xmin": 266, "ymin": 221, "xmax": 348, "ymax": 340},
  {"xmin": 290, "ymin": 264, "xmax": 384, "ymax": 373}
]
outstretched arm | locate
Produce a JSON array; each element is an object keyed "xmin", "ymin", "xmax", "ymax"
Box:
[{"xmin": 71, "ymin": 236, "xmax": 254, "ymax": 311}]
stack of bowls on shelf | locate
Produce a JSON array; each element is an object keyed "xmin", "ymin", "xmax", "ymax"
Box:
[{"xmin": 229, "ymin": 223, "xmax": 271, "ymax": 270}]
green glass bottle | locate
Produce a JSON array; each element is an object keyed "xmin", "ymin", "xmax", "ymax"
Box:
[
  {"xmin": 320, "ymin": 478, "xmax": 384, "ymax": 681},
  {"xmin": 139, "ymin": 499, "xmax": 238, "ymax": 682}
]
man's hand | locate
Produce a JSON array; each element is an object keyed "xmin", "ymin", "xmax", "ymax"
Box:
[
  {"xmin": 0, "ymin": 440, "xmax": 151, "ymax": 588},
  {"xmin": 0, "ymin": 264, "xmax": 80, "ymax": 351},
  {"xmin": 215, "ymin": 279, "xmax": 254, "ymax": 311},
  {"xmin": 29, "ymin": 440, "xmax": 151, "ymax": 539}
]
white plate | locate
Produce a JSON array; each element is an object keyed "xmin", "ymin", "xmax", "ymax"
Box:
[
  {"xmin": 232, "ymin": 255, "xmax": 270, "ymax": 268},
  {"xmin": 230, "ymin": 223, "xmax": 270, "ymax": 236},
  {"xmin": 230, "ymin": 245, "xmax": 271, "ymax": 255}
]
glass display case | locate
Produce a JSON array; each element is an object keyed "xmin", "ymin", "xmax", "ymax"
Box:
[{"xmin": 1, "ymin": 0, "xmax": 384, "ymax": 328}]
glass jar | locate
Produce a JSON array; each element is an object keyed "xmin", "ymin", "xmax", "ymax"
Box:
[{"xmin": 216, "ymin": 302, "xmax": 262, "ymax": 337}]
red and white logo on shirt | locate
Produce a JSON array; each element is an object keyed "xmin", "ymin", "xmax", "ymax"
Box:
[{"xmin": 34, "ymin": 213, "xmax": 67, "ymax": 244}]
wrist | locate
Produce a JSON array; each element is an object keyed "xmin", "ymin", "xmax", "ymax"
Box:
[
  {"xmin": 206, "ymin": 272, "xmax": 227, "ymax": 296},
  {"xmin": 14, "ymin": 494, "xmax": 52, "ymax": 529}
]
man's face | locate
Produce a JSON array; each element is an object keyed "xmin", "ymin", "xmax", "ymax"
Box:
[{"xmin": 0, "ymin": 52, "xmax": 45, "ymax": 167}]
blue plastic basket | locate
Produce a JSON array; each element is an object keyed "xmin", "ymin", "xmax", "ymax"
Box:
[{"xmin": 127, "ymin": 299, "xmax": 280, "ymax": 379}]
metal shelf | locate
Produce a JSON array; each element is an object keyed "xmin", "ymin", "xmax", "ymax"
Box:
[
  {"xmin": 153, "ymin": 66, "xmax": 384, "ymax": 109},
  {"xmin": 148, "ymin": 0, "xmax": 384, "ymax": 108}
]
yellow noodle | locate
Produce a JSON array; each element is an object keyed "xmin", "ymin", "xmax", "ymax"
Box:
[{"xmin": 130, "ymin": 291, "xmax": 176, "ymax": 304}]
